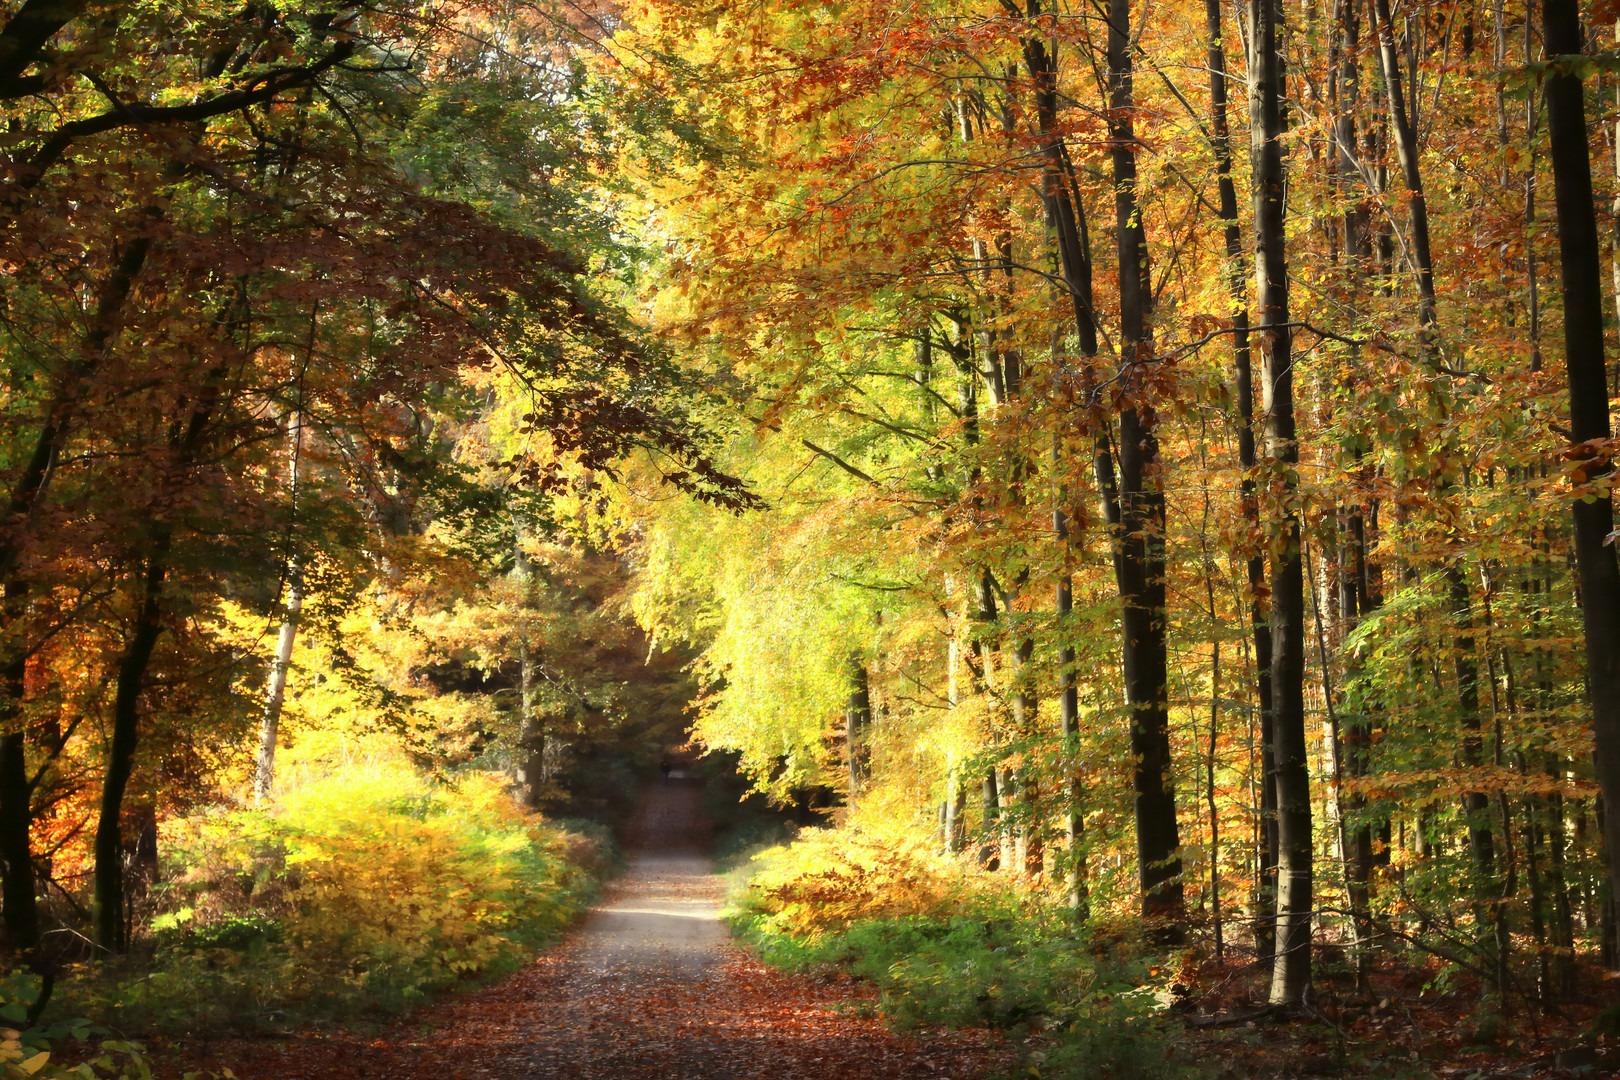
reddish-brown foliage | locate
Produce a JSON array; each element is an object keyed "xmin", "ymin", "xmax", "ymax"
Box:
[{"xmin": 176, "ymin": 941, "xmax": 1005, "ymax": 1080}]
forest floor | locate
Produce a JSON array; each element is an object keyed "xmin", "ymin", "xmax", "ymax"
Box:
[
  {"xmin": 172, "ymin": 778, "xmax": 1004, "ymax": 1080},
  {"xmin": 161, "ymin": 778, "xmax": 1620, "ymax": 1080}
]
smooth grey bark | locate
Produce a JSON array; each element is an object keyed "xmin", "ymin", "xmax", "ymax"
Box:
[
  {"xmin": 1203, "ymin": 0, "xmax": 1277, "ymax": 961},
  {"xmin": 254, "ymin": 411, "xmax": 306, "ymax": 805},
  {"xmin": 1025, "ymin": 0, "xmax": 1177, "ymax": 922},
  {"xmin": 511, "ymin": 530, "xmax": 546, "ymax": 809},
  {"xmin": 253, "ymin": 561, "xmax": 303, "ymax": 805},
  {"xmin": 1333, "ymin": 0, "xmax": 1379, "ymax": 991},
  {"xmin": 1250, "ymin": 0, "xmax": 1311, "ymax": 1006},
  {"xmin": 1054, "ymin": 438, "xmax": 1087, "ymax": 913}
]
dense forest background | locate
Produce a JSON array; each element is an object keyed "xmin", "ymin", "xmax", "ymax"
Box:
[{"xmin": 2, "ymin": 0, "xmax": 1620, "ymax": 1069}]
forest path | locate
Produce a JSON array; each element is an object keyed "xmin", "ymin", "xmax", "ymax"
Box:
[{"xmin": 195, "ymin": 778, "xmax": 998, "ymax": 1079}]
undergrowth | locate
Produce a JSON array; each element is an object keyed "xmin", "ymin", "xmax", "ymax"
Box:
[
  {"xmin": 0, "ymin": 979, "xmax": 153, "ymax": 1080},
  {"xmin": 46, "ymin": 757, "xmax": 611, "ymax": 1038},
  {"xmin": 727, "ymin": 827, "xmax": 1206, "ymax": 1080}
]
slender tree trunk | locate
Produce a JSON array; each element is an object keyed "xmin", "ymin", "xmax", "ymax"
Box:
[
  {"xmin": 1108, "ymin": 0, "xmax": 1183, "ymax": 932},
  {"xmin": 93, "ymin": 543, "xmax": 170, "ymax": 952},
  {"xmin": 1206, "ymin": 0, "xmax": 1278, "ymax": 961},
  {"xmin": 1334, "ymin": 0, "xmax": 1379, "ymax": 990},
  {"xmin": 1207, "ymin": 624, "xmax": 1224, "ymax": 959},
  {"xmin": 1251, "ymin": 0, "xmax": 1311, "ymax": 1005},
  {"xmin": 518, "ymin": 639, "xmax": 543, "ymax": 808},
  {"xmin": 1514, "ymin": 0, "xmax": 1545, "ymax": 373},
  {"xmin": 510, "ymin": 529, "xmax": 545, "ymax": 809},
  {"xmin": 1373, "ymin": 0, "xmax": 1438, "ymax": 332},
  {"xmin": 1611, "ymin": 21, "xmax": 1620, "ymax": 370},
  {"xmin": 254, "ymin": 411, "xmax": 306, "ymax": 805},
  {"xmin": 1054, "ymin": 435, "xmax": 1086, "ymax": 909},
  {"xmin": 91, "ymin": 307, "xmax": 228, "ymax": 953},
  {"xmin": 972, "ymin": 567, "xmax": 1005, "ymax": 865},
  {"xmin": 980, "ymin": 768, "xmax": 1001, "ymax": 870},
  {"xmin": 845, "ymin": 654, "xmax": 872, "ymax": 805},
  {"xmin": 1022, "ymin": 0, "xmax": 1096, "ymax": 909},
  {"xmin": 253, "ymin": 560, "xmax": 303, "ymax": 805},
  {"xmin": 944, "ymin": 599, "xmax": 968, "ymax": 853},
  {"xmin": 1547, "ymin": 754, "xmax": 1577, "ymax": 994},
  {"xmin": 1517, "ymin": 766, "xmax": 1553, "ymax": 997},
  {"xmin": 0, "ymin": 625, "xmax": 35, "ymax": 956},
  {"xmin": 1544, "ymin": 0, "xmax": 1620, "ymax": 932},
  {"xmin": 1449, "ymin": 564, "xmax": 1501, "ymax": 968}
]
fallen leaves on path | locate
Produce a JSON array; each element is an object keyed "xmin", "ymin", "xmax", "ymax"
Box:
[
  {"xmin": 180, "ymin": 941, "xmax": 1001, "ymax": 1080},
  {"xmin": 175, "ymin": 785, "xmax": 1004, "ymax": 1080}
]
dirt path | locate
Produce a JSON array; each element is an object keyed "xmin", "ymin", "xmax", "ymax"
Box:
[{"xmin": 196, "ymin": 780, "xmax": 998, "ymax": 1080}]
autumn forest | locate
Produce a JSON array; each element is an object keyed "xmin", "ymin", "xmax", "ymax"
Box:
[{"xmin": 0, "ymin": 0, "xmax": 1617, "ymax": 1075}]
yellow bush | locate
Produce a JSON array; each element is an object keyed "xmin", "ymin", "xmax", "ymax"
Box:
[
  {"xmin": 739, "ymin": 826, "xmax": 965, "ymax": 937},
  {"xmin": 152, "ymin": 758, "xmax": 600, "ymax": 1016}
]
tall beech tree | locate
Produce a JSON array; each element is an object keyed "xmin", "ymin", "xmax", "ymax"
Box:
[
  {"xmin": 1105, "ymin": 0, "xmax": 1185, "ymax": 928},
  {"xmin": 1543, "ymin": 0, "xmax": 1620, "ymax": 912},
  {"xmin": 1249, "ymin": 0, "xmax": 1311, "ymax": 1005}
]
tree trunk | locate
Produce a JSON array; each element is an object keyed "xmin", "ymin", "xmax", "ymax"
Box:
[
  {"xmin": 1449, "ymin": 564, "xmax": 1501, "ymax": 969},
  {"xmin": 845, "ymin": 653, "xmax": 872, "ymax": 804},
  {"xmin": 1205, "ymin": 0, "xmax": 1278, "ymax": 961},
  {"xmin": 1207, "ymin": 631, "xmax": 1224, "ymax": 959},
  {"xmin": 1543, "ymin": 0, "xmax": 1620, "ymax": 933},
  {"xmin": 93, "ymin": 543, "xmax": 170, "ymax": 952},
  {"xmin": 1107, "ymin": 0, "xmax": 1183, "ymax": 933},
  {"xmin": 1335, "ymin": 0, "xmax": 1378, "ymax": 987},
  {"xmin": 980, "ymin": 767, "xmax": 1001, "ymax": 870},
  {"xmin": 254, "ymin": 410, "xmax": 307, "ymax": 805},
  {"xmin": 1546, "ymin": 754, "xmax": 1577, "ymax": 995},
  {"xmin": 1251, "ymin": 0, "xmax": 1312, "ymax": 1005},
  {"xmin": 943, "ymin": 597, "xmax": 968, "ymax": 854},
  {"xmin": 0, "ymin": 627, "xmax": 35, "ymax": 956},
  {"xmin": 509, "ymin": 527, "xmax": 547, "ymax": 809},
  {"xmin": 1372, "ymin": 0, "xmax": 1438, "ymax": 333},
  {"xmin": 1341, "ymin": 510, "xmax": 1378, "ymax": 988},
  {"xmin": 1054, "ymin": 443, "xmax": 1087, "ymax": 912},
  {"xmin": 92, "ymin": 299, "xmax": 227, "ymax": 954},
  {"xmin": 253, "ymin": 560, "xmax": 303, "ymax": 805},
  {"xmin": 1022, "ymin": 1, "xmax": 1096, "ymax": 910}
]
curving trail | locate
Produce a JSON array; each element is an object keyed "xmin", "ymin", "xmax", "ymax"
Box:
[{"xmin": 195, "ymin": 779, "xmax": 998, "ymax": 1080}]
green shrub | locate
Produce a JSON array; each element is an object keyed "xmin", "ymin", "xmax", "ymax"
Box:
[{"xmin": 729, "ymin": 831, "xmax": 1204, "ymax": 1080}]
